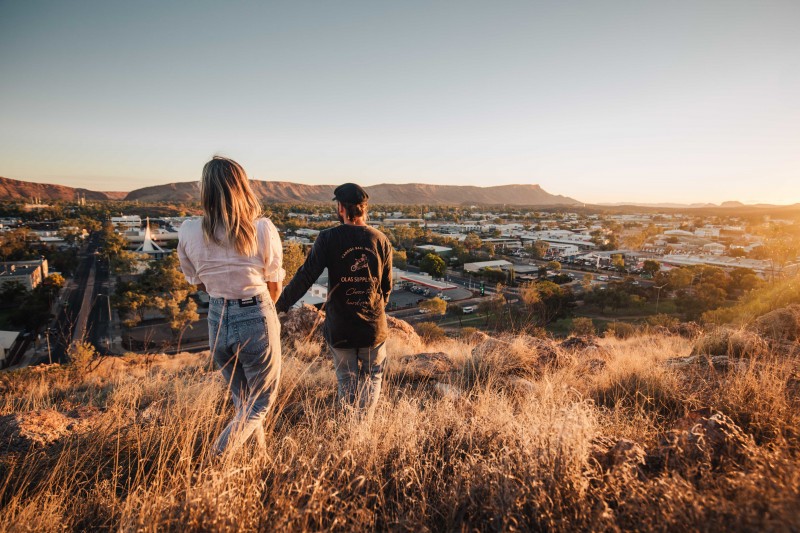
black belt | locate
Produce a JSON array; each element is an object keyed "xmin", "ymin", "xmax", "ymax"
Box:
[{"xmin": 225, "ymin": 293, "xmax": 268, "ymax": 307}]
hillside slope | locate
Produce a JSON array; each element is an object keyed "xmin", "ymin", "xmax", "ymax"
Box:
[
  {"xmin": 0, "ymin": 176, "xmax": 120, "ymax": 201},
  {"xmin": 0, "ymin": 310, "xmax": 797, "ymax": 531}
]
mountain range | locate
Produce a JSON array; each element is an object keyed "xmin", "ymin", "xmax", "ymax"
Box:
[
  {"xmin": 0, "ymin": 176, "xmax": 790, "ymax": 209},
  {"xmin": 0, "ymin": 176, "xmax": 580, "ymax": 206}
]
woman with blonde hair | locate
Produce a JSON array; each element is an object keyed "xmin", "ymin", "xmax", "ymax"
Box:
[{"xmin": 177, "ymin": 156, "xmax": 284, "ymax": 454}]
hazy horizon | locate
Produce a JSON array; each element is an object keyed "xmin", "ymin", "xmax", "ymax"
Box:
[{"xmin": 1, "ymin": 1, "xmax": 798, "ymax": 205}]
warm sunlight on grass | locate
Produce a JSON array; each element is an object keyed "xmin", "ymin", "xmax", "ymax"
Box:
[{"xmin": 0, "ymin": 327, "xmax": 798, "ymax": 531}]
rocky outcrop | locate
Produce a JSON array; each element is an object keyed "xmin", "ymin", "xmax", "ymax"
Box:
[
  {"xmin": 560, "ymin": 336, "xmax": 600, "ymax": 351},
  {"xmin": 754, "ymin": 304, "xmax": 800, "ymax": 343},
  {"xmin": 280, "ymin": 304, "xmax": 326, "ymax": 345},
  {"xmin": 655, "ymin": 409, "xmax": 755, "ymax": 472},
  {"xmin": 386, "ymin": 315, "xmax": 421, "ymax": 345},
  {"xmin": 591, "ymin": 437, "xmax": 647, "ymax": 476},
  {"xmin": 671, "ymin": 321, "xmax": 703, "ymax": 339},
  {"xmin": 395, "ymin": 352, "xmax": 458, "ymax": 381}
]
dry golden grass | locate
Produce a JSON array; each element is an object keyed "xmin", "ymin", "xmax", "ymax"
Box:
[{"xmin": 0, "ymin": 330, "xmax": 798, "ymax": 531}]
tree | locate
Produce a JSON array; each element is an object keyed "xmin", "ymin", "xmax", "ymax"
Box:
[
  {"xmin": 283, "ymin": 241, "xmax": 306, "ymax": 286},
  {"xmin": 520, "ymin": 281, "xmax": 541, "ymax": 307},
  {"xmin": 478, "ymin": 294, "xmax": 506, "ymax": 327},
  {"xmin": 546, "ymin": 260, "xmax": 561, "ymax": 273},
  {"xmin": 464, "ymin": 233, "xmax": 482, "ymax": 252},
  {"xmin": 581, "ymin": 273, "xmax": 594, "ymax": 293},
  {"xmin": 667, "ymin": 267, "xmax": 693, "ymax": 290},
  {"xmin": 393, "ymin": 249, "xmax": 408, "ymax": 270},
  {"xmin": 113, "ymin": 288, "xmax": 148, "ymax": 328},
  {"xmin": 0, "ymin": 281, "xmax": 28, "ymax": 308},
  {"xmin": 538, "ymin": 265, "xmax": 548, "ymax": 279},
  {"xmin": 420, "ymin": 253, "xmax": 446, "ymax": 278},
  {"xmin": 528, "ymin": 240, "xmax": 549, "ymax": 259},
  {"xmin": 611, "ymin": 254, "xmax": 625, "ymax": 272},
  {"xmin": 642, "ymin": 260, "xmax": 661, "ymax": 277},
  {"xmin": 447, "ymin": 302, "xmax": 465, "ymax": 326},
  {"xmin": 157, "ymin": 296, "xmax": 200, "ymax": 351},
  {"xmin": 40, "ymin": 273, "xmax": 65, "ymax": 306},
  {"xmin": 419, "ymin": 296, "xmax": 447, "ymax": 316},
  {"xmin": 728, "ymin": 267, "xmax": 761, "ymax": 296},
  {"xmin": 675, "ymin": 283, "xmax": 726, "ymax": 320}
]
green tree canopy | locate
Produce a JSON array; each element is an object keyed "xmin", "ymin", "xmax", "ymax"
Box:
[{"xmin": 420, "ymin": 253, "xmax": 446, "ymax": 278}]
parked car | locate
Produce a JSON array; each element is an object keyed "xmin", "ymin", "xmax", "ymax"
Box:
[{"xmin": 462, "ymin": 305, "xmax": 476, "ymax": 314}]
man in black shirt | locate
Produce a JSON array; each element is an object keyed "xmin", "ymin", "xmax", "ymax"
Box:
[{"xmin": 277, "ymin": 183, "xmax": 393, "ymax": 417}]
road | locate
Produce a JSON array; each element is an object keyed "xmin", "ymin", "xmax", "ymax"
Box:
[{"xmin": 46, "ymin": 233, "xmax": 101, "ymax": 363}]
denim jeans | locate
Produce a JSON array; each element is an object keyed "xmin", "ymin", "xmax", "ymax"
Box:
[
  {"xmin": 207, "ymin": 294, "xmax": 281, "ymax": 454},
  {"xmin": 329, "ymin": 342, "xmax": 387, "ymax": 418}
]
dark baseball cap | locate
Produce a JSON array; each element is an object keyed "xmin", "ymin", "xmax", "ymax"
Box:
[{"xmin": 332, "ymin": 183, "xmax": 369, "ymax": 204}]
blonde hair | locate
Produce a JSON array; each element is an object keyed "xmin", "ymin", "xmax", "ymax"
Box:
[{"xmin": 200, "ymin": 156, "xmax": 263, "ymax": 256}]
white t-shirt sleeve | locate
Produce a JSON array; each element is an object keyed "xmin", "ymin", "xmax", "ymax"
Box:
[
  {"xmin": 177, "ymin": 222, "xmax": 201, "ymax": 285},
  {"xmin": 263, "ymin": 219, "xmax": 285, "ymax": 284}
]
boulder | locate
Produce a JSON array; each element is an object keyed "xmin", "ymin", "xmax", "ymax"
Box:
[
  {"xmin": 666, "ymin": 355, "xmax": 748, "ymax": 372},
  {"xmin": 280, "ymin": 305, "xmax": 420, "ymax": 347},
  {"xmin": 582, "ymin": 358, "xmax": 607, "ymax": 374},
  {"xmin": 471, "ymin": 336, "xmax": 512, "ymax": 358},
  {"xmin": 655, "ymin": 409, "xmax": 755, "ymax": 472},
  {"xmin": 462, "ymin": 330, "xmax": 491, "ymax": 344},
  {"xmin": 280, "ymin": 304, "xmax": 326, "ymax": 345},
  {"xmin": 591, "ymin": 436, "xmax": 647, "ymax": 475},
  {"xmin": 386, "ymin": 315, "xmax": 421, "ymax": 345},
  {"xmin": 754, "ymin": 304, "xmax": 800, "ymax": 342},
  {"xmin": 507, "ymin": 377, "xmax": 536, "ymax": 395},
  {"xmin": 0, "ymin": 406, "xmax": 100, "ymax": 452},
  {"xmin": 396, "ymin": 352, "xmax": 457, "ymax": 381},
  {"xmin": 560, "ymin": 335, "xmax": 601, "ymax": 352},
  {"xmin": 670, "ymin": 321, "xmax": 702, "ymax": 339},
  {"xmin": 521, "ymin": 335, "xmax": 562, "ymax": 367}
]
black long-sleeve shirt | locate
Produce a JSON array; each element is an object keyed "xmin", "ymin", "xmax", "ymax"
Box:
[{"xmin": 276, "ymin": 224, "xmax": 393, "ymax": 348}]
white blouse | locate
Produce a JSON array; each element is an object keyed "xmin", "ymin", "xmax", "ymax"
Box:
[{"xmin": 177, "ymin": 217, "xmax": 285, "ymax": 300}]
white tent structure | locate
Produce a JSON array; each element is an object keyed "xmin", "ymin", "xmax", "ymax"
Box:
[{"xmin": 136, "ymin": 218, "xmax": 167, "ymax": 259}]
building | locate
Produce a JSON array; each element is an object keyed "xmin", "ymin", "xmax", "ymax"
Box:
[
  {"xmin": 415, "ymin": 244, "xmax": 453, "ymax": 257},
  {"xmin": 112, "ymin": 215, "xmax": 142, "ymax": 230},
  {"xmin": 0, "ymin": 330, "xmax": 20, "ymax": 367},
  {"xmin": 0, "ymin": 258, "xmax": 49, "ymax": 290},
  {"xmin": 481, "ymin": 238, "xmax": 522, "ymax": 250},
  {"xmin": 545, "ymin": 243, "xmax": 580, "ymax": 258},
  {"xmin": 463, "ymin": 260, "xmax": 513, "ymax": 273},
  {"xmin": 661, "ymin": 254, "xmax": 779, "ymax": 277},
  {"xmin": 394, "ymin": 268, "xmax": 458, "ymax": 291},
  {"xmin": 135, "ymin": 219, "xmax": 168, "ymax": 260},
  {"xmin": 702, "ymin": 243, "xmax": 727, "ymax": 255}
]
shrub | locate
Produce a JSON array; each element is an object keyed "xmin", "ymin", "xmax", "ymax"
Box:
[
  {"xmin": 646, "ymin": 314, "xmax": 680, "ymax": 329},
  {"xmin": 606, "ymin": 321, "xmax": 637, "ymax": 339},
  {"xmin": 691, "ymin": 328, "xmax": 769, "ymax": 359},
  {"xmin": 571, "ymin": 317, "xmax": 595, "ymax": 337},
  {"xmin": 415, "ymin": 321, "xmax": 446, "ymax": 342},
  {"xmin": 67, "ymin": 341, "xmax": 97, "ymax": 377}
]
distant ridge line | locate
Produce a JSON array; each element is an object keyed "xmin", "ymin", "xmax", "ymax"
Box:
[{"xmin": 0, "ymin": 176, "xmax": 581, "ymax": 206}]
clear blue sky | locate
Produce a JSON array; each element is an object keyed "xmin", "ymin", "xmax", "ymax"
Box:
[{"xmin": 1, "ymin": 1, "xmax": 798, "ymax": 204}]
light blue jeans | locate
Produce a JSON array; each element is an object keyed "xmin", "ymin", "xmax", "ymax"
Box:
[
  {"xmin": 329, "ymin": 342, "xmax": 387, "ymax": 418},
  {"xmin": 208, "ymin": 294, "xmax": 281, "ymax": 454}
]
